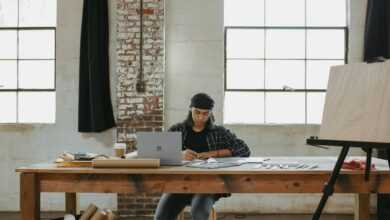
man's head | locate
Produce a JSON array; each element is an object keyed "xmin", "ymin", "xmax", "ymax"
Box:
[
  {"xmin": 190, "ymin": 93, "xmax": 214, "ymax": 110},
  {"xmin": 188, "ymin": 93, "xmax": 214, "ymax": 127}
]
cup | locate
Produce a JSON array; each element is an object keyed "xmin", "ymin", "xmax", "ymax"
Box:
[{"xmin": 114, "ymin": 143, "xmax": 126, "ymax": 158}]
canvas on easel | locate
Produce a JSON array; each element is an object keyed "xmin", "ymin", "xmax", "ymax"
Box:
[{"xmin": 319, "ymin": 61, "xmax": 390, "ymax": 143}]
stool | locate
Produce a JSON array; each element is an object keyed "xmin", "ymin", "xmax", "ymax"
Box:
[{"xmin": 176, "ymin": 207, "xmax": 216, "ymax": 220}]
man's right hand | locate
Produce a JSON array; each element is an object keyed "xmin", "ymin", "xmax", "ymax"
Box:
[{"xmin": 182, "ymin": 149, "xmax": 198, "ymax": 160}]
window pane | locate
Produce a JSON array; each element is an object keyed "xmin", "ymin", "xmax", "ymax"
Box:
[
  {"xmin": 224, "ymin": 0, "xmax": 264, "ymax": 26},
  {"xmin": 307, "ymin": 29, "xmax": 345, "ymax": 59},
  {"xmin": 266, "ymin": 29, "xmax": 305, "ymax": 59},
  {"xmin": 307, "ymin": 0, "xmax": 347, "ymax": 27},
  {"xmin": 307, "ymin": 60, "xmax": 344, "ymax": 90},
  {"xmin": 265, "ymin": 92, "xmax": 305, "ymax": 123},
  {"xmin": 224, "ymin": 92, "xmax": 264, "ymax": 124},
  {"xmin": 19, "ymin": 60, "xmax": 55, "ymax": 89},
  {"xmin": 265, "ymin": 0, "xmax": 305, "ymax": 26},
  {"xmin": 226, "ymin": 60, "xmax": 264, "ymax": 89},
  {"xmin": 0, "ymin": 30, "xmax": 17, "ymax": 59},
  {"xmin": 265, "ymin": 60, "xmax": 304, "ymax": 89},
  {"xmin": 0, "ymin": 92, "xmax": 16, "ymax": 123},
  {"xmin": 226, "ymin": 29, "xmax": 264, "ymax": 59},
  {"xmin": 0, "ymin": 0, "xmax": 17, "ymax": 27},
  {"xmin": 18, "ymin": 92, "xmax": 55, "ymax": 123},
  {"xmin": 19, "ymin": 30, "xmax": 55, "ymax": 59},
  {"xmin": 307, "ymin": 92, "xmax": 326, "ymax": 124},
  {"xmin": 0, "ymin": 60, "xmax": 17, "ymax": 89},
  {"xmin": 19, "ymin": 0, "xmax": 57, "ymax": 27}
]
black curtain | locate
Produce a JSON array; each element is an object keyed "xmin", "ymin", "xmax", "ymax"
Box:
[
  {"xmin": 78, "ymin": 0, "xmax": 116, "ymax": 132},
  {"xmin": 363, "ymin": 0, "xmax": 390, "ymax": 62},
  {"xmin": 365, "ymin": 1, "xmax": 390, "ymax": 218},
  {"xmin": 377, "ymin": 149, "xmax": 390, "ymax": 220}
]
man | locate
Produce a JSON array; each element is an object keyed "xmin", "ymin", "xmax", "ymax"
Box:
[{"xmin": 154, "ymin": 93, "xmax": 250, "ymax": 220}]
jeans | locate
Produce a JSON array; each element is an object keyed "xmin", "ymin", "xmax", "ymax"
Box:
[{"xmin": 154, "ymin": 193, "xmax": 215, "ymax": 220}]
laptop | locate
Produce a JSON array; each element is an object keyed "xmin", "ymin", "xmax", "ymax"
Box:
[{"xmin": 137, "ymin": 131, "xmax": 183, "ymax": 165}]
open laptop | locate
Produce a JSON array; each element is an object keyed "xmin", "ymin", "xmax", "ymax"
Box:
[{"xmin": 137, "ymin": 131, "xmax": 183, "ymax": 165}]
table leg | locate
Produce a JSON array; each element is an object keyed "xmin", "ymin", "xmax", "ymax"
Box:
[
  {"xmin": 65, "ymin": 192, "xmax": 77, "ymax": 215},
  {"xmin": 20, "ymin": 173, "xmax": 40, "ymax": 220},
  {"xmin": 354, "ymin": 193, "xmax": 370, "ymax": 220},
  {"xmin": 312, "ymin": 145, "xmax": 350, "ymax": 220}
]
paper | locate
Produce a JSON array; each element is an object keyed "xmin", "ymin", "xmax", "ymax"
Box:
[
  {"xmin": 241, "ymin": 157, "xmax": 267, "ymax": 163},
  {"xmin": 185, "ymin": 157, "xmax": 245, "ymax": 169}
]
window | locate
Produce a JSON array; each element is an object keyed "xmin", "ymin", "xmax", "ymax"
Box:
[
  {"xmin": 0, "ymin": 0, "xmax": 56, "ymax": 123},
  {"xmin": 224, "ymin": 0, "xmax": 347, "ymax": 124}
]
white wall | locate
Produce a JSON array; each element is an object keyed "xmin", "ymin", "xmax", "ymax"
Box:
[
  {"xmin": 165, "ymin": 0, "xmax": 370, "ymax": 214},
  {"xmin": 0, "ymin": 0, "xmax": 118, "ymax": 211},
  {"xmin": 0, "ymin": 0, "xmax": 370, "ymax": 214},
  {"xmin": 165, "ymin": 0, "xmax": 225, "ymax": 125}
]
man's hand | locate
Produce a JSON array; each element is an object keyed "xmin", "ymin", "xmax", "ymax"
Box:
[
  {"xmin": 182, "ymin": 149, "xmax": 198, "ymax": 161},
  {"xmin": 197, "ymin": 152, "xmax": 213, "ymax": 160}
]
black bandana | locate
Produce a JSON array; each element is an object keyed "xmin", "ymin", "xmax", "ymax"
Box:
[{"xmin": 190, "ymin": 93, "xmax": 214, "ymax": 110}]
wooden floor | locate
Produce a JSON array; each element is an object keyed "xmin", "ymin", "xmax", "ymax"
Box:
[{"xmin": 0, "ymin": 212, "xmax": 367, "ymax": 220}]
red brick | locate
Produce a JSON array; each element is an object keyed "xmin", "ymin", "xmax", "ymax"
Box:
[
  {"xmin": 135, "ymin": 127, "xmax": 153, "ymax": 132},
  {"xmin": 117, "ymin": 0, "xmax": 164, "ymax": 217}
]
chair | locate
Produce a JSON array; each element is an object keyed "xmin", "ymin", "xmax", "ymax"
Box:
[{"xmin": 176, "ymin": 207, "xmax": 216, "ymax": 220}]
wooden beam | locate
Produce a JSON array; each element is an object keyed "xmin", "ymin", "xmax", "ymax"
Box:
[
  {"xmin": 39, "ymin": 173, "xmax": 381, "ymax": 193},
  {"xmin": 20, "ymin": 173, "xmax": 40, "ymax": 220}
]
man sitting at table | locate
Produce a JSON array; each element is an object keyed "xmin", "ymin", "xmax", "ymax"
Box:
[{"xmin": 154, "ymin": 93, "xmax": 251, "ymax": 220}]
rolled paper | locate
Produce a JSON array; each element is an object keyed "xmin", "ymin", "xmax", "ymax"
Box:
[
  {"xmin": 105, "ymin": 209, "xmax": 116, "ymax": 220},
  {"xmin": 90, "ymin": 209, "xmax": 107, "ymax": 220},
  {"xmin": 79, "ymin": 203, "xmax": 98, "ymax": 220}
]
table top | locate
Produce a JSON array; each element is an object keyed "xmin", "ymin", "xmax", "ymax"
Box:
[{"xmin": 16, "ymin": 156, "xmax": 390, "ymax": 175}]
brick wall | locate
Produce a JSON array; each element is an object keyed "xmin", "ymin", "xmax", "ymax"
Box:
[{"xmin": 116, "ymin": 0, "xmax": 164, "ymax": 218}]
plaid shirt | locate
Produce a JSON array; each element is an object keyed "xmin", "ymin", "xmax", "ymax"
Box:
[{"xmin": 168, "ymin": 122, "xmax": 251, "ymax": 157}]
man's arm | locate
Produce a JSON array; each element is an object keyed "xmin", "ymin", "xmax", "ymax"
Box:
[
  {"xmin": 197, "ymin": 149, "xmax": 232, "ymax": 159},
  {"xmin": 197, "ymin": 127, "xmax": 250, "ymax": 159},
  {"xmin": 223, "ymin": 128, "xmax": 251, "ymax": 157}
]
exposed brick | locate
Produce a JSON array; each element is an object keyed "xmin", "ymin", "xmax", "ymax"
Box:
[
  {"xmin": 154, "ymin": 116, "xmax": 163, "ymax": 121},
  {"xmin": 135, "ymin": 127, "xmax": 153, "ymax": 132},
  {"xmin": 136, "ymin": 198, "xmax": 153, "ymax": 203},
  {"xmin": 142, "ymin": 115, "xmax": 153, "ymax": 121},
  {"xmin": 145, "ymin": 121, "xmax": 163, "ymax": 127},
  {"xmin": 126, "ymin": 204, "xmax": 144, "ymax": 209},
  {"xmin": 117, "ymin": 0, "xmax": 164, "ymax": 217},
  {"xmin": 145, "ymin": 204, "xmax": 158, "ymax": 209}
]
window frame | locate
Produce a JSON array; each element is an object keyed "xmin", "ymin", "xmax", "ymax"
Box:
[
  {"xmin": 0, "ymin": 1, "xmax": 57, "ymax": 124},
  {"xmin": 224, "ymin": 26, "xmax": 348, "ymax": 124}
]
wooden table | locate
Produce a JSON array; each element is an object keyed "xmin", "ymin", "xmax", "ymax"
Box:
[{"xmin": 16, "ymin": 157, "xmax": 390, "ymax": 220}]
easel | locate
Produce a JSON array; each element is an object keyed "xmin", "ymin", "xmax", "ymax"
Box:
[
  {"xmin": 306, "ymin": 61, "xmax": 390, "ymax": 219},
  {"xmin": 307, "ymin": 137, "xmax": 390, "ymax": 220}
]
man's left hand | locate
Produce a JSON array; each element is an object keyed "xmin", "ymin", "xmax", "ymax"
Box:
[{"xmin": 197, "ymin": 151, "xmax": 216, "ymax": 160}]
